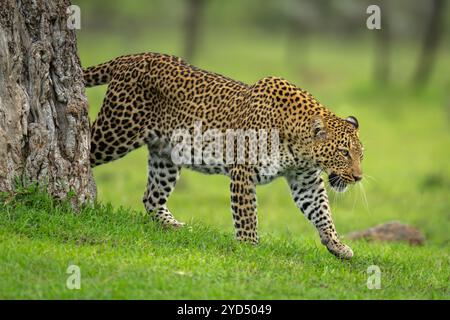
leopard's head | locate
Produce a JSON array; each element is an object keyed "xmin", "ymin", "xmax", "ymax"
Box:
[{"xmin": 310, "ymin": 114, "xmax": 364, "ymax": 192}]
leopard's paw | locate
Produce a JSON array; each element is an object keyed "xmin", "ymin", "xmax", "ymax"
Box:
[
  {"xmin": 320, "ymin": 229, "xmax": 354, "ymax": 260},
  {"xmin": 236, "ymin": 234, "xmax": 259, "ymax": 245},
  {"xmin": 326, "ymin": 241, "xmax": 354, "ymax": 260},
  {"xmin": 164, "ymin": 220, "xmax": 185, "ymax": 230}
]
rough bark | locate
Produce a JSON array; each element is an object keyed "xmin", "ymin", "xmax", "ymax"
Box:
[{"xmin": 0, "ymin": 0, "xmax": 96, "ymax": 205}]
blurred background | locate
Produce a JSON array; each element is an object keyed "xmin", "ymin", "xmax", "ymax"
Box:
[{"xmin": 74, "ymin": 0, "xmax": 449, "ymax": 245}]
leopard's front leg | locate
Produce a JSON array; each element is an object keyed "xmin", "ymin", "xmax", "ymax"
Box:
[
  {"xmin": 288, "ymin": 170, "xmax": 354, "ymax": 259},
  {"xmin": 229, "ymin": 165, "xmax": 259, "ymax": 244}
]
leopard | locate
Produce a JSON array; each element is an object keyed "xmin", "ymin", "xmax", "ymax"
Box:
[{"xmin": 84, "ymin": 52, "xmax": 364, "ymax": 259}]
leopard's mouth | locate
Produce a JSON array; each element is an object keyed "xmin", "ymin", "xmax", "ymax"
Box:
[{"xmin": 328, "ymin": 173, "xmax": 348, "ymax": 192}]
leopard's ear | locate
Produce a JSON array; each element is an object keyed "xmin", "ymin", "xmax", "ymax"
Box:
[
  {"xmin": 345, "ymin": 116, "xmax": 359, "ymax": 129},
  {"xmin": 312, "ymin": 116, "xmax": 327, "ymax": 140}
]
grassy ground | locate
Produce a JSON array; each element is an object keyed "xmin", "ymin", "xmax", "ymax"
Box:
[
  {"xmin": 0, "ymin": 27, "xmax": 449, "ymax": 299},
  {"xmin": 0, "ymin": 189, "xmax": 448, "ymax": 299}
]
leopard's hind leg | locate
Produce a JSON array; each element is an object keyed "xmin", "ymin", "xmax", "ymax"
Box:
[
  {"xmin": 90, "ymin": 83, "xmax": 148, "ymax": 167},
  {"xmin": 143, "ymin": 149, "xmax": 184, "ymax": 228}
]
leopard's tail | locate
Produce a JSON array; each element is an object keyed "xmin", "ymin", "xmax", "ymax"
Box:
[{"xmin": 83, "ymin": 60, "xmax": 115, "ymax": 87}]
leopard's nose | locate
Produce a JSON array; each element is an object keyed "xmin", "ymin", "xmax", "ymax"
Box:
[{"xmin": 353, "ymin": 174, "xmax": 362, "ymax": 182}]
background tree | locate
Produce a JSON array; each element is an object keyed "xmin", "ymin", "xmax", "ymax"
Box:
[
  {"xmin": 413, "ymin": 0, "xmax": 447, "ymax": 87},
  {"xmin": 373, "ymin": 1, "xmax": 390, "ymax": 84},
  {"xmin": 0, "ymin": 0, "xmax": 95, "ymax": 205},
  {"xmin": 183, "ymin": 0, "xmax": 205, "ymax": 61}
]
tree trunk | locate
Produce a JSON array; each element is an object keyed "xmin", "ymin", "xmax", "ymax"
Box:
[
  {"xmin": 0, "ymin": 0, "xmax": 96, "ymax": 205},
  {"xmin": 183, "ymin": 0, "xmax": 204, "ymax": 62},
  {"xmin": 373, "ymin": 1, "xmax": 390, "ymax": 84},
  {"xmin": 413, "ymin": 0, "xmax": 447, "ymax": 88}
]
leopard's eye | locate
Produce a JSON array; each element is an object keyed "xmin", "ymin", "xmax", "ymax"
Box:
[{"xmin": 339, "ymin": 149, "xmax": 350, "ymax": 157}]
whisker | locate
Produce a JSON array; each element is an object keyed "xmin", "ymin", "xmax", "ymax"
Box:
[
  {"xmin": 358, "ymin": 182, "xmax": 370, "ymax": 213},
  {"xmin": 351, "ymin": 184, "xmax": 358, "ymax": 213},
  {"xmin": 363, "ymin": 174, "xmax": 377, "ymax": 183}
]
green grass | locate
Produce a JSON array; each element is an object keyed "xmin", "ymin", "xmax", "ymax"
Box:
[
  {"xmin": 1, "ymin": 23, "xmax": 449, "ymax": 299},
  {"xmin": 0, "ymin": 189, "xmax": 448, "ymax": 299}
]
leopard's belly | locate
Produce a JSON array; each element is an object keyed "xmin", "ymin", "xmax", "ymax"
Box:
[{"xmin": 184, "ymin": 162, "xmax": 284, "ymax": 185}]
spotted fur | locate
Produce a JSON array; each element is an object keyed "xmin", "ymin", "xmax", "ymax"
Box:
[{"xmin": 85, "ymin": 52, "xmax": 364, "ymax": 259}]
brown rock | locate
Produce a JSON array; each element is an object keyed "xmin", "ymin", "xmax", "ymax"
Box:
[{"xmin": 346, "ymin": 221, "xmax": 426, "ymax": 245}]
